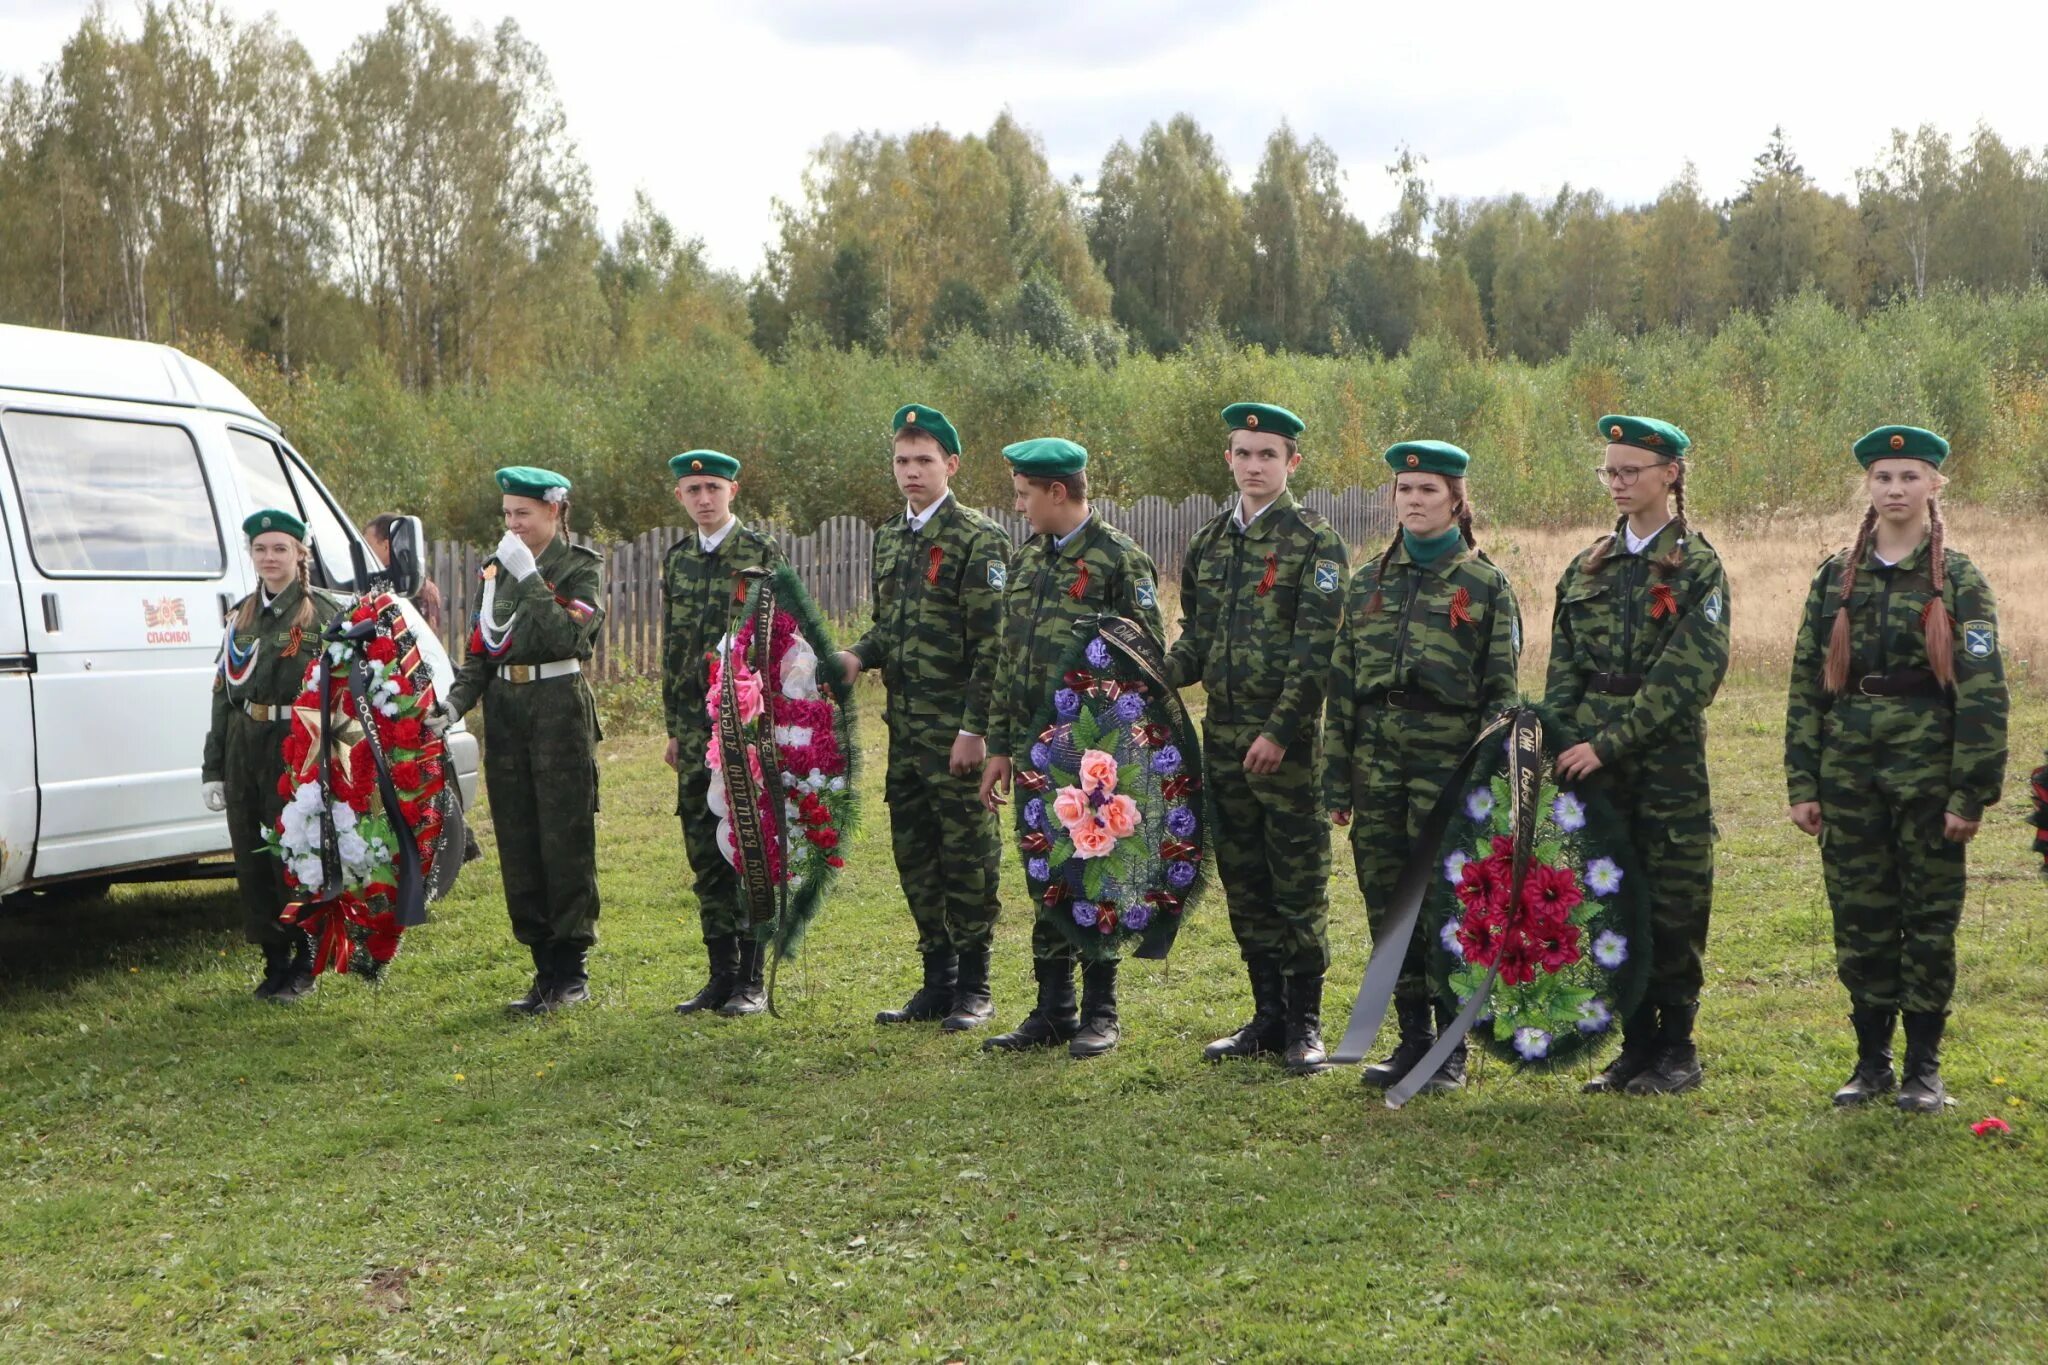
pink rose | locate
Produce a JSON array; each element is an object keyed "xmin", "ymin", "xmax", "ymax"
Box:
[
  {"xmin": 1053, "ymin": 787, "xmax": 1091, "ymax": 831},
  {"xmin": 730, "ymin": 663, "xmax": 765, "ymax": 724},
  {"xmin": 1102, "ymin": 794, "xmax": 1140, "ymax": 839},
  {"xmin": 1070, "ymin": 820, "xmax": 1116, "ymax": 859},
  {"xmin": 1078, "ymin": 749, "xmax": 1120, "ymax": 795}
]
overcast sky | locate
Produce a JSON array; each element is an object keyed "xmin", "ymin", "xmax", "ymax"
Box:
[{"xmin": 6, "ymin": 0, "xmax": 2047, "ymax": 275}]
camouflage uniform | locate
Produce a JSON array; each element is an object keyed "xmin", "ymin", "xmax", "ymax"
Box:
[
  {"xmin": 1167, "ymin": 491, "xmax": 1346, "ymax": 976},
  {"xmin": 1326, "ymin": 540, "xmax": 1521, "ymax": 1000},
  {"xmin": 448, "ymin": 536, "xmax": 607, "ymax": 951},
  {"xmin": 202, "ymin": 581, "xmax": 349, "ymax": 946},
  {"xmin": 1544, "ymin": 523, "xmax": 1729, "ymax": 1017},
  {"xmin": 987, "ymin": 515, "xmax": 1166, "ymax": 964},
  {"xmin": 661, "ymin": 521, "xmax": 787, "ymax": 938},
  {"xmin": 849, "ymin": 495, "xmax": 1010, "ymax": 957},
  {"xmin": 1785, "ymin": 541, "xmax": 2007, "ymax": 1015}
]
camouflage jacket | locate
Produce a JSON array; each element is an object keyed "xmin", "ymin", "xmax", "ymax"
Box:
[
  {"xmin": 661, "ymin": 521, "xmax": 787, "ymax": 738},
  {"xmin": 1543, "ymin": 522, "xmax": 1730, "ymax": 778},
  {"xmin": 848, "ymin": 495, "xmax": 1011, "ymax": 745},
  {"xmin": 987, "ymin": 514, "xmax": 1166, "ymax": 759},
  {"xmin": 1165, "ymin": 490, "xmax": 1347, "ymax": 746},
  {"xmin": 202, "ymin": 581, "xmax": 350, "ymax": 782},
  {"xmin": 1324, "ymin": 540, "xmax": 1521, "ymax": 806},
  {"xmin": 448, "ymin": 536, "xmax": 606, "ymax": 718},
  {"xmin": 1785, "ymin": 539, "xmax": 2007, "ymax": 819}
]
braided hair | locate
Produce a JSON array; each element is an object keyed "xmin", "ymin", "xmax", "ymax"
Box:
[
  {"xmin": 1366, "ymin": 476, "xmax": 1475, "ymax": 613},
  {"xmin": 1821, "ymin": 494, "xmax": 1954, "ymax": 694}
]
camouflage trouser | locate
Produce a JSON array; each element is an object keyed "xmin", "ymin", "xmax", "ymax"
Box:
[
  {"xmin": 886, "ymin": 738, "xmax": 1002, "ymax": 954},
  {"xmin": 223, "ymin": 711, "xmax": 295, "ymax": 947},
  {"xmin": 1204, "ymin": 719, "xmax": 1330, "ymax": 977},
  {"xmin": 674, "ymin": 726, "xmax": 744, "ymax": 939},
  {"xmin": 483, "ymin": 677, "xmax": 602, "ymax": 947},
  {"xmin": 1602, "ymin": 761, "xmax": 1715, "ymax": 1011},
  {"xmin": 1347, "ymin": 711, "xmax": 1472, "ymax": 1004},
  {"xmin": 1820, "ymin": 784, "xmax": 1965, "ymax": 1014}
]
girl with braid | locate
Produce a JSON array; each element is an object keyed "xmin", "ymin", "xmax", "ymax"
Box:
[
  {"xmin": 1326, "ymin": 441, "xmax": 1520, "ymax": 1094},
  {"xmin": 1785, "ymin": 426, "xmax": 2007, "ymax": 1113},
  {"xmin": 1545, "ymin": 416, "xmax": 1729, "ymax": 1097}
]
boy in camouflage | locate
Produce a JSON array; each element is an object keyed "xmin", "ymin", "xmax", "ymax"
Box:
[
  {"xmin": 1325, "ymin": 441, "xmax": 1520, "ymax": 1093},
  {"xmin": 1167, "ymin": 402, "xmax": 1347, "ymax": 1073},
  {"xmin": 661, "ymin": 451, "xmax": 788, "ymax": 1018},
  {"xmin": 838, "ymin": 404, "xmax": 1012, "ymax": 1032},
  {"xmin": 979, "ymin": 438, "xmax": 1167, "ymax": 1059},
  {"xmin": 1785, "ymin": 425, "xmax": 2008, "ymax": 1113},
  {"xmin": 1546, "ymin": 416, "xmax": 1729, "ymax": 1097}
]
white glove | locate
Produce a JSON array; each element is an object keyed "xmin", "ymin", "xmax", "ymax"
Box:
[
  {"xmin": 423, "ymin": 701, "xmax": 453, "ymax": 736},
  {"xmin": 495, "ymin": 531, "xmax": 538, "ymax": 581},
  {"xmin": 201, "ymin": 780, "xmax": 226, "ymax": 812}
]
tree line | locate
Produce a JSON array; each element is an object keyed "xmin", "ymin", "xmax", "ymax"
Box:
[{"xmin": 6, "ymin": 2, "xmax": 2048, "ymax": 383}]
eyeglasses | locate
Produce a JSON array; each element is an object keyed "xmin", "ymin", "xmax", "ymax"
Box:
[{"xmin": 1592, "ymin": 463, "xmax": 1658, "ymax": 488}]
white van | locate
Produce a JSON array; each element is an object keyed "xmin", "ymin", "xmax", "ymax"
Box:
[{"xmin": 0, "ymin": 322, "xmax": 479, "ymax": 904}]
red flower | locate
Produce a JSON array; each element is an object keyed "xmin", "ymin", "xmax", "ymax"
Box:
[
  {"xmin": 365, "ymin": 636, "xmax": 398, "ymax": 663},
  {"xmin": 1496, "ymin": 929, "xmax": 1541, "ymax": 987},
  {"xmin": 352, "ymin": 602, "xmax": 377, "ymax": 624},
  {"xmin": 391, "ymin": 718, "xmax": 424, "ymax": 748},
  {"xmin": 389, "ymin": 760, "xmax": 423, "ymax": 790},
  {"xmin": 825, "ymin": 855, "xmax": 845, "ymax": 869},
  {"xmin": 1457, "ymin": 855, "xmax": 1513, "ymax": 915},
  {"xmin": 282, "ymin": 731, "xmax": 311, "ymax": 769},
  {"xmin": 1531, "ymin": 920, "xmax": 1582, "ymax": 973},
  {"xmin": 1457, "ymin": 906, "xmax": 1506, "ymax": 967},
  {"xmin": 1972, "ymin": 1117, "xmax": 2012, "ymax": 1136},
  {"xmin": 276, "ymin": 772, "xmax": 296, "ymax": 800},
  {"xmin": 1520, "ymin": 863, "xmax": 1583, "ymax": 925},
  {"xmin": 812, "ymin": 828, "xmax": 839, "ymax": 851}
]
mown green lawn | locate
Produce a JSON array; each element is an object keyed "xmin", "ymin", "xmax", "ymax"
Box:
[{"xmin": 4, "ymin": 681, "xmax": 2046, "ymax": 1361}]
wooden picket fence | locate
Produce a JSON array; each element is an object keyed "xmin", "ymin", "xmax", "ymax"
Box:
[{"xmin": 427, "ymin": 484, "xmax": 1393, "ymax": 678}]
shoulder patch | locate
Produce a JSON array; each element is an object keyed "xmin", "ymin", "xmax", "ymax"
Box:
[
  {"xmin": 1135, "ymin": 578, "xmax": 1157, "ymax": 609},
  {"xmin": 1704, "ymin": 587, "xmax": 1723, "ymax": 624},
  {"xmin": 1963, "ymin": 619, "xmax": 1996, "ymax": 659},
  {"xmin": 988, "ymin": 559, "xmax": 1007, "ymax": 591},
  {"xmin": 1510, "ymin": 615, "xmax": 1522, "ymax": 655},
  {"xmin": 1314, "ymin": 559, "xmax": 1340, "ymax": 594}
]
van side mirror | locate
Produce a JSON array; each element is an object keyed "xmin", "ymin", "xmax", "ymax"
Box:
[{"xmin": 386, "ymin": 516, "xmax": 425, "ymax": 598}]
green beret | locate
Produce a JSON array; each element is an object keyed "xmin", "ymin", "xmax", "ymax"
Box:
[
  {"xmin": 1221, "ymin": 402, "xmax": 1305, "ymax": 440},
  {"xmin": 495, "ymin": 466, "xmax": 572, "ymax": 502},
  {"xmin": 242, "ymin": 508, "xmax": 307, "ymax": 543},
  {"xmin": 1002, "ymin": 437, "xmax": 1088, "ymax": 478},
  {"xmin": 1853, "ymin": 425, "xmax": 1949, "ymax": 468},
  {"xmin": 893, "ymin": 403, "xmax": 960, "ymax": 456},
  {"xmin": 1383, "ymin": 440, "xmax": 1470, "ymax": 477},
  {"xmin": 667, "ymin": 450, "xmax": 741, "ymax": 482},
  {"xmin": 1597, "ymin": 414, "xmax": 1690, "ymax": 459}
]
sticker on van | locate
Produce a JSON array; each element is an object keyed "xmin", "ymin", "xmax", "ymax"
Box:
[{"xmin": 144, "ymin": 597, "xmax": 192, "ymax": 645}]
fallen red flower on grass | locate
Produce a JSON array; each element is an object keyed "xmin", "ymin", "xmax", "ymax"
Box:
[{"xmin": 1971, "ymin": 1117, "xmax": 2012, "ymax": 1136}]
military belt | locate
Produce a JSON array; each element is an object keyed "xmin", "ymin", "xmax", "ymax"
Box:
[
  {"xmin": 1850, "ymin": 668, "xmax": 1946, "ymax": 700},
  {"xmin": 1583, "ymin": 671, "xmax": 1643, "ymax": 696},
  {"xmin": 500, "ymin": 659, "xmax": 582, "ymax": 685},
  {"xmin": 240, "ymin": 701, "xmax": 290, "ymax": 722},
  {"xmin": 1365, "ymin": 688, "xmax": 1462, "ymax": 714}
]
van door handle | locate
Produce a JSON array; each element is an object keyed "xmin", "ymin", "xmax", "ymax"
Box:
[
  {"xmin": 0, "ymin": 653, "xmax": 33, "ymax": 675},
  {"xmin": 41, "ymin": 593, "xmax": 60, "ymax": 632}
]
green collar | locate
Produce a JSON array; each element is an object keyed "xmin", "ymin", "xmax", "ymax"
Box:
[
  {"xmin": 258, "ymin": 580, "xmax": 303, "ymax": 619},
  {"xmin": 1232, "ymin": 489, "xmax": 1296, "ymax": 541},
  {"xmin": 1867, "ymin": 535, "xmax": 1930, "ymax": 573},
  {"xmin": 1401, "ymin": 525, "xmax": 1465, "ymax": 570},
  {"xmin": 535, "ymin": 534, "xmax": 573, "ymax": 578}
]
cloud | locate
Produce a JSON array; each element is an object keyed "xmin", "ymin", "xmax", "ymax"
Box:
[{"xmin": 749, "ymin": 0, "xmax": 1248, "ymax": 65}]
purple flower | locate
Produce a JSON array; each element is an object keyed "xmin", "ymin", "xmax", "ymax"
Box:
[
  {"xmin": 1551, "ymin": 791, "xmax": 1587, "ymax": 833},
  {"xmin": 1026, "ymin": 857, "xmax": 1050, "ymax": 882},
  {"xmin": 1440, "ymin": 918, "xmax": 1465, "ymax": 959},
  {"xmin": 1166, "ymin": 860, "xmax": 1197, "ymax": 888},
  {"xmin": 1166, "ymin": 805, "xmax": 1197, "ymax": 838},
  {"xmin": 1464, "ymin": 787, "xmax": 1494, "ymax": 821},
  {"xmin": 1151, "ymin": 745, "xmax": 1182, "ymax": 776},
  {"xmin": 1053, "ymin": 688, "xmax": 1081, "ymax": 720},
  {"xmin": 1576, "ymin": 999, "xmax": 1612, "ymax": 1034},
  {"xmin": 1592, "ymin": 930, "xmax": 1628, "ymax": 970},
  {"xmin": 1443, "ymin": 848, "xmax": 1471, "ymax": 886},
  {"xmin": 1085, "ymin": 637, "xmax": 1113, "ymax": 670},
  {"xmin": 1030, "ymin": 742, "xmax": 1051, "ymax": 770},
  {"xmin": 1071, "ymin": 899, "xmax": 1098, "ymax": 927},
  {"xmin": 1120, "ymin": 903, "xmax": 1152, "ymax": 932},
  {"xmin": 1585, "ymin": 857, "xmax": 1623, "ymax": 897},
  {"xmin": 1024, "ymin": 798, "xmax": 1046, "ymax": 831},
  {"xmin": 1113, "ymin": 693, "xmax": 1146, "ymax": 726},
  {"xmin": 1512, "ymin": 1027, "xmax": 1551, "ymax": 1061}
]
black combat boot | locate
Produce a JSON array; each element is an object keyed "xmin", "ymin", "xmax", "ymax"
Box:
[
  {"xmin": 941, "ymin": 945, "xmax": 995, "ymax": 1031},
  {"xmin": 1282, "ymin": 973, "xmax": 1331, "ymax": 1074},
  {"xmin": 269, "ymin": 931, "xmax": 317, "ymax": 1004},
  {"xmin": 254, "ymin": 941, "xmax": 293, "ymax": 1000},
  {"xmin": 1414, "ymin": 998, "xmax": 1468, "ymax": 1094},
  {"xmin": 1583, "ymin": 1002, "xmax": 1659, "ymax": 1094},
  {"xmin": 877, "ymin": 948, "xmax": 957, "ymax": 1024},
  {"xmin": 675, "ymin": 935, "xmax": 739, "ymax": 1015},
  {"xmin": 983, "ymin": 959, "xmax": 1079, "ymax": 1052},
  {"xmin": 1832, "ymin": 1007, "xmax": 1897, "ymax": 1106},
  {"xmin": 1896, "ymin": 1011, "xmax": 1949, "ymax": 1114},
  {"xmin": 1360, "ymin": 997, "xmax": 1434, "ymax": 1090},
  {"xmin": 1069, "ymin": 961, "xmax": 1122, "ymax": 1058},
  {"xmin": 1626, "ymin": 1002, "xmax": 1704, "ymax": 1095},
  {"xmin": 508, "ymin": 943, "xmax": 553, "ymax": 1014},
  {"xmin": 719, "ymin": 936, "xmax": 769, "ymax": 1016},
  {"xmin": 1203, "ymin": 957, "xmax": 1286, "ymax": 1061},
  {"xmin": 538, "ymin": 942, "xmax": 590, "ymax": 1012}
]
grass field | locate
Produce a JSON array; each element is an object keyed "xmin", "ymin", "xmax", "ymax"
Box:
[{"xmin": 4, "ymin": 525, "xmax": 2047, "ymax": 1361}]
